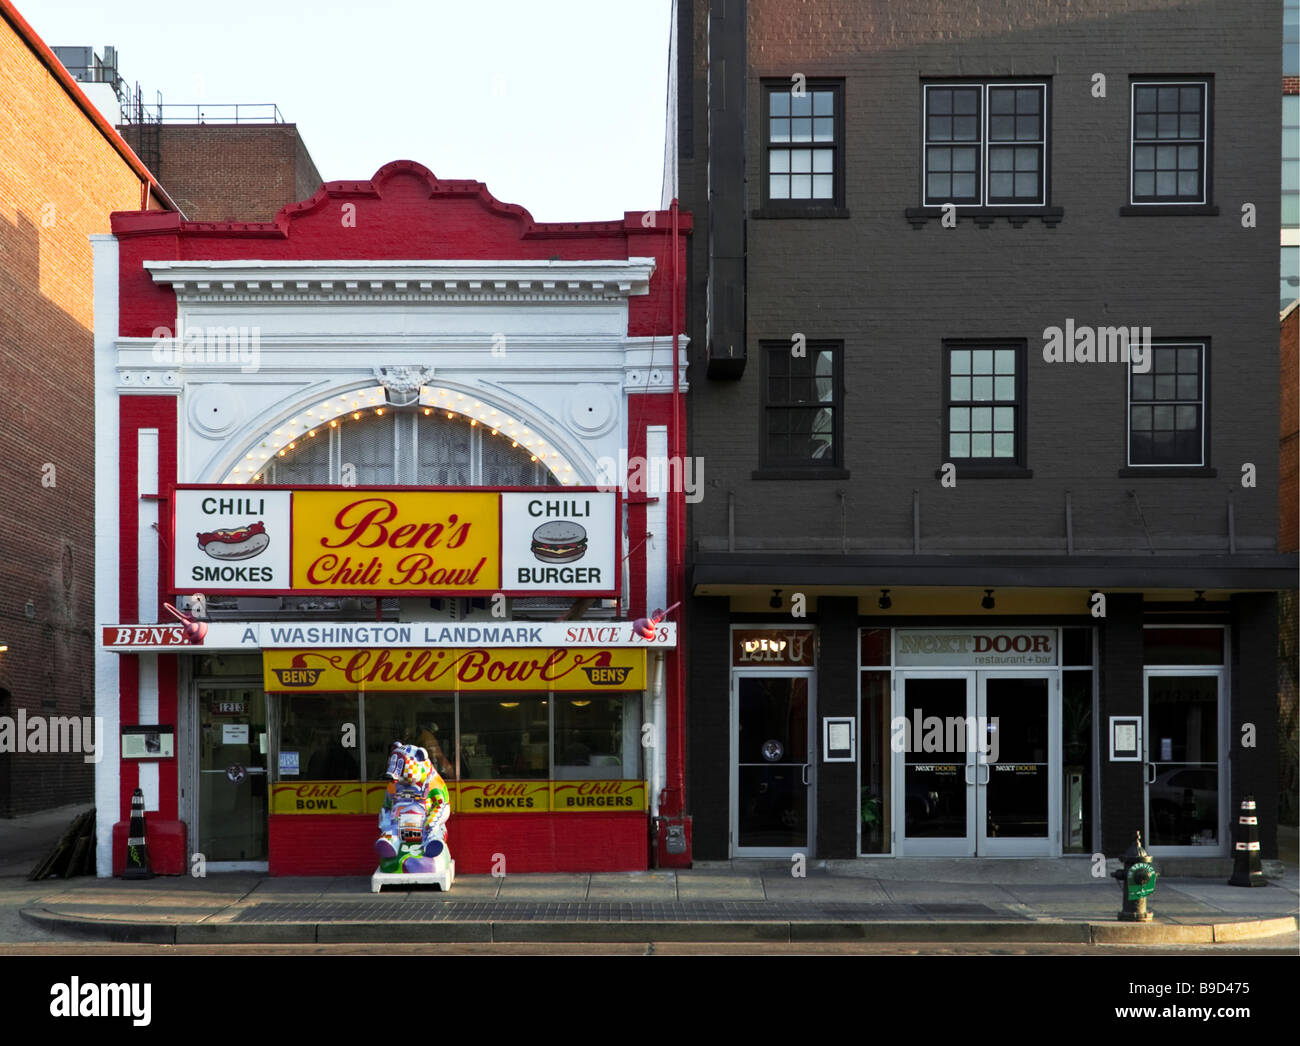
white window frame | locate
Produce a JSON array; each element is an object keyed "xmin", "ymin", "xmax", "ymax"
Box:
[
  {"xmin": 1125, "ymin": 341, "xmax": 1207, "ymax": 468},
  {"xmin": 1128, "ymin": 79, "xmax": 1209, "ymax": 206},
  {"xmin": 922, "ymin": 81, "xmax": 1048, "ymax": 208}
]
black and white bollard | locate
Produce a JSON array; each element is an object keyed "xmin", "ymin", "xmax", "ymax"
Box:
[
  {"xmin": 121, "ymin": 788, "xmax": 154, "ymax": 880},
  {"xmin": 1227, "ymin": 795, "xmax": 1267, "ymax": 887}
]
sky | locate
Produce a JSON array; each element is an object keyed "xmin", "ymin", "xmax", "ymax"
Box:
[{"xmin": 23, "ymin": 0, "xmax": 674, "ymax": 222}]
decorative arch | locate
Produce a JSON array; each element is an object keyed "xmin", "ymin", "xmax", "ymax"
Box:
[{"xmin": 209, "ymin": 379, "xmax": 594, "ymax": 487}]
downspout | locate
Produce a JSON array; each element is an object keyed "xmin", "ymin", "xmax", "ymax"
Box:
[{"xmin": 665, "ymin": 196, "xmax": 687, "ymax": 817}]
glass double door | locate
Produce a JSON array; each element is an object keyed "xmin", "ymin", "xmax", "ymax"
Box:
[{"xmin": 898, "ymin": 671, "xmax": 1058, "ymax": 856}]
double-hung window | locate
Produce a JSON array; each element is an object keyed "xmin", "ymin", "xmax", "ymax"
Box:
[
  {"xmin": 1127, "ymin": 342, "xmax": 1207, "ymax": 466},
  {"xmin": 943, "ymin": 342, "xmax": 1027, "ymax": 473},
  {"xmin": 759, "ymin": 341, "xmax": 843, "ymax": 472},
  {"xmin": 1129, "ymin": 80, "xmax": 1210, "ymax": 205},
  {"xmin": 923, "ymin": 82, "xmax": 1048, "ymax": 207},
  {"xmin": 761, "ymin": 80, "xmax": 846, "ymax": 213}
]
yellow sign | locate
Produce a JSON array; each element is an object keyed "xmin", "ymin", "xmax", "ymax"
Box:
[
  {"xmin": 263, "ymin": 647, "xmax": 646, "ymax": 692},
  {"xmin": 291, "ymin": 490, "xmax": 500, "ymax": 592},
  {"xmin": 456, "ymin": 780, "xmax": 551, "ymax": 813},
  {"xmin": 270, "ymin": 781, "xmax": 366, "ymax": 814},
  {"xmin": 551, "ymin": 779, "xmax": 647, "ymax": 812},
  {"xmin": 273, "ymin": 779, "xmax": 648, "ymax": 815}
]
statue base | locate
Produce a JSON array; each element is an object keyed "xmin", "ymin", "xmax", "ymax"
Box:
[{"xmin": 371, "ymin": 853, "xmax": 455, "ymax": 893}]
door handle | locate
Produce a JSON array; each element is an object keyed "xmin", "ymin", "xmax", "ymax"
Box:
[
  {"xmin": 801, "ymin": 763, "xmax": 810, "ymax": 786},
  {"xmin": 965, "ymin": 763, "xmax": 975, "ymax": 786},
  {"xmin": 1144, "ymin": 763, "xmax": 1157, "ymax": 784},
  {"xmin": 979, "ymin": 763, "xmax": 990, "ymax": 786}
]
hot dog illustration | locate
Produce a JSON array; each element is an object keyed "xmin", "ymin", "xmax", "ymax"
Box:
[{"xmin": 197, "ymin": 520, "xmax": 270, "ymax": 561}]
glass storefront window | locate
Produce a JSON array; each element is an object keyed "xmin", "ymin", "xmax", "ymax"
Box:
[
  {"xmin": 1062, "ymin": 627, "xmax": 1093, "ymax": 666},
  {"xmin": 1143, "ymin": 627, "xmax": 1224, "ymax": 665},
  {"xmin": 554, "ymin": 694, "xmax": 641, "ymax": 780},
  {"xmin": 364, "ymin": 693, "xmax": 456, "ymax": 780},
  {"xmin": 1061, "ymin": 670, "xmax": 1093, "ymax": 852},
  {"xmin": 458, "ymin": 693, "xmax": 549, "ymax": 779},
  {"xmin": 279, "ymin": 693, "xmax": 361, "ymax": 780},
  {"xmin": 860, "ymin": 628, "xmax": 891, "ymax": 666},
  {"xmin": 859, "ymin": 671, "xmax": 890, "ymax": 853}
]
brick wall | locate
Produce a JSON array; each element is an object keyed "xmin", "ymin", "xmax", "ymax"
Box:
[
  {"xmin": 0, "ymin": 14, "xmax": 157, "ymax": 816},
  {"xmin": 685, "ymin": 0, "xmax": 1282, "ymax": 555},
  {"xmin": 119, "ymin": 124, "xmax": 322, "ymax": 222}
]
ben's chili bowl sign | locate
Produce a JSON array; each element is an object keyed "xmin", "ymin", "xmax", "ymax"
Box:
[
  {"xmin": 263, "ymin": 647, "xmax": 646, "ymax": 692},
  {"xmin": 173, "ymin": 486, "xmax": 618, "ymax": 596}
]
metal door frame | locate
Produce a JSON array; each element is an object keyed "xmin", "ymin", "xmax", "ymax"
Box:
[
  {"xmin": 1142, "ymin": 668, "xmax": 1227, "ymax": 857},
  {"xmin": 729, "ymin": 668, "xmax": 817, "ymax": 858},
  {"xmin": 192, "ymin": 678, "xmax": 270, "ymax": 871}
]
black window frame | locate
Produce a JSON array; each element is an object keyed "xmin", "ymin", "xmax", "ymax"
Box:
[
  {"xmin": 921, "ymin": 80, "xmax": 1050, "ymax": 209},
  {"xmin": 1123, "ymin": 77, "xmax": 1216, "ymax": 215},
  {"xmin": 754, "ymin": 340, "xmax": 848, "ymax": 479},
  {"xmin": 941, "ymin": 339, "xmax": 1031, "ymax": 478},
  {"xmin": 1124, "ymin": 340, "xmax": 1211, "ymax": 470},
  {"xmin": 756, "ymin": 79, "xmax": 848, "ymax": 219}
]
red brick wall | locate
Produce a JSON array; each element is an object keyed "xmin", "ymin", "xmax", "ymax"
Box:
[
  {"xmin": 119, "ymin": 124, "xmax": 322, "ymax": 222},
  {"xmin": 269, "ymin": 812, "xmax": 648, "ymax": 875},
  {"xmin": 0, "ymin": 15, "xmax": 161, "ymax": 816}
]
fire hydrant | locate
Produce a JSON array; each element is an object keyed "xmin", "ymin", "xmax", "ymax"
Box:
[{"xmin": 1113, "ymin": 829, "xmax": 1157, "ymax": 922}]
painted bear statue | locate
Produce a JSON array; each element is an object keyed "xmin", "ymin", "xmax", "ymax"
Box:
[{"xmin": 375, "ymin": 741, "xmax": 451, "ymax": 876}]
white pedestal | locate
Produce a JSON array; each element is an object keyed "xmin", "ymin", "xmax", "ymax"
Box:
[{"xmin": 370, "ymin": 855, "xmax": 455, "ymax": 893}]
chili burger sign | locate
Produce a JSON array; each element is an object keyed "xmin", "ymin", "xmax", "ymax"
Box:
[{"xmin": 171, "ymin": 485, "xmax": 618, "ymax": 597}]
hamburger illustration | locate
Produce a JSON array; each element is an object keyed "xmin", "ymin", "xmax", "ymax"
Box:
[
  {"xmin": 197, "ymin": 521, "xmax": 270, "ymax": 561},
  {"xmin": 530, "ymin": 520, "xmax": 587, "ymax": 563}
]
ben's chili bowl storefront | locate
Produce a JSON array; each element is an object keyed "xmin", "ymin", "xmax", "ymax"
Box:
[
  {"xmin": 92, "ymin": 165, "xmax": 691, "ymax": 875},
  {"xmin": 103, "ymin": 616, "xmax": 675, "ymax": 876}
]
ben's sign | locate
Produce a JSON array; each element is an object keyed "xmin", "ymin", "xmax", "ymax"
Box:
[
  {"xmin": 262, "ymin": 647, "xmax": 646, "ymax": 692},
  {"xmin": 171, "ymin": 486, "xmax": 618, "ymax": 597}
]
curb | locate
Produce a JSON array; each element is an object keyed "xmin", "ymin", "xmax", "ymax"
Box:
[{"xmin": 20, "ymin": 907, "xmax": 1298, "ymax": 946}]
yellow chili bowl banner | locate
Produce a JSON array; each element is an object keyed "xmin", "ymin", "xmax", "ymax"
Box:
[
  {"xmin": 263, "ymin": 647, "xmax": 646, "ymax": 692},
  {"xmin": 270, "ymin": 781, "xmax": 366, "ymax": 814},
  {"xmin": 456, "ymin": 781, "xmax": 551, "ymax": 813},
  {"xmin": 291, "ymin": 490, "xmax": 500, "ymax": 592},
  {"xmin": 551, "ymin": 780, "xmax": 647, "ymax": 812}
]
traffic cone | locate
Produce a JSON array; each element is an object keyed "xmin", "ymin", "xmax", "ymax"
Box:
[
  {"xmin": 1227, "ymin": 795, "xmax": 1266, "ymax": 887},
  {"xmin": 121, "ymin": 788, "xmax": 154, "ymax": 880}
]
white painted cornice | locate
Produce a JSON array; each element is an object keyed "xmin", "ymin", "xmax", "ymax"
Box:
[{"xmin": 145, "ymin": 258, "xmax": 658, "ymax": 304}]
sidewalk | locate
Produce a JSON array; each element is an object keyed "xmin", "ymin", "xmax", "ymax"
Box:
[{"xmin": 2, "ymin": 812, "xmax": 1295, "ymax": 946}]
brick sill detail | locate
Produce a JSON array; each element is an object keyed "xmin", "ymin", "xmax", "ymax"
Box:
[
  {"xmin": 752, "ymin": 206, "xmax": 851, "ymax": 220},
  {"xmin": 934, "ymin": 465, "xmax": 1034, "ymax": 479},
  {"xmin": 752, "ymin": 468, "xmax": 851, "ymax": 480},
  {"xmin": 1117, "ymin": 466, "xmax": 1218, "ymax": 477},
  {"xmin": 905, "ymin": 206, "xmax": 1064, "ymax": 228},
  {"xmin": 1119, "ymin": 204, "xmax": 1219, "ymax": 216}
]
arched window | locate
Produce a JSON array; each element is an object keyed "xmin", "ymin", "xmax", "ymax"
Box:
[{"xmin": 251, "ymin": 408, "xmax": 561, "ymax": 487}]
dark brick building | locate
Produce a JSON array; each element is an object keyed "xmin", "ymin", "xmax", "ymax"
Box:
[{"xmin": 671, "ymin": 0, "xmax": 1295, "ymax": 866}]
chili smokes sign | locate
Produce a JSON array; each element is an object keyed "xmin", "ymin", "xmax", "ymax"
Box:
[
  {"xmin": 171, "ymin": 486, "xmax": 618, "ymax": 597},
  {"xmin": 269, "ymin": 780, "xmax": 648, "ymax": 815}
]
